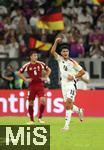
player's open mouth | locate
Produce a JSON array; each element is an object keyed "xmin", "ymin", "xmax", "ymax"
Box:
[{"xmin": 64, "ymin": 55, "xmax": 68, "ymax": 57}]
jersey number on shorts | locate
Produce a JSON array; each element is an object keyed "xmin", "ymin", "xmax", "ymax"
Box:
[
  {"xmin": 70, "ymin": 90, "xmax": 75, "ymax": 99},
  {"xmin": 70, "ymin": 90, "xmax": 74, "ymax": 95}
]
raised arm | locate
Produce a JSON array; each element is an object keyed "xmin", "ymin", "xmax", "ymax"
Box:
[{"xmin": 50, "ymin": 37, "xmax": 62, "ymax": 59}]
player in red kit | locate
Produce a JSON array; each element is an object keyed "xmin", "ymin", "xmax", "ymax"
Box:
[{"xmin": 18, "ymin": 51, "xmax": 51, "ymax": 124}]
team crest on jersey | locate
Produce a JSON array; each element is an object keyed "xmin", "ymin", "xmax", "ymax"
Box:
[{"xmin": 29, "ymin": 67, "xmax": 32, "ymax": 70}]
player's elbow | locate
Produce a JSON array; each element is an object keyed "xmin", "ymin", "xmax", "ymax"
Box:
[
  {"xmin": 86, "ymin": 79, "xmax": 91, "ymax": 84},
  {"xmin": 50, "ymin": 48, "xmax": 55, "ymax": 55},
  {"xmin": 48, "ymin": 68, "xmax": 51, "ymax": 75},
  {"xmin": 50, "ymin": 49, "xmax": 54, "ymax": 55},
  {"xmin": 80, "ymin": 69, "xmax": 85, "ymax": 76}
]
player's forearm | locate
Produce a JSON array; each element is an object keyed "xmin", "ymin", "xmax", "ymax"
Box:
[
  {"xmin": 51, "ymin": 38, "xmax": 62, "ymax": 58},
  {"xmin": 45, "ymin": 68, "xmax": 51, "ymax": 78},
  {"xmin": 75, "ymin": 69, "xmax": 85, "ymax": 79},
  {"xmin": 81, "ymin": 77, "xmax": 90, "ymax": 84},
  {"xmin": 51, "ymin": 41, "xmax": 58, "ymax": 55},
  {"xmin": 17, "ymin": 72, "xmax": 27, "ymax": 82}
]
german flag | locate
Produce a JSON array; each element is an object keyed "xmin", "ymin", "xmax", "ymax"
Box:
[
  {"xmin": 29, "ymin": 37, "xmax": 52, "ymax": 51},
  {"xmin": 56, "ymin": 0, "xmax": 64, "ymax": 5},
  {"xmin": 36, "ymin": 6, "xmax": 64, "ymax": 30},
  {"xmin": 92, "ymin": 0, "xmax": 104, "ymax": 5}
]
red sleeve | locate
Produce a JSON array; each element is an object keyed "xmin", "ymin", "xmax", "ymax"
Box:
[{"xmin": 19, "ymin": 63, "xmax": 29, "ymax": 73}]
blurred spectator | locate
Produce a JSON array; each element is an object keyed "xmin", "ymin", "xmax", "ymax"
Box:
[
  {"xmin": 70, "ymin": 37, "xmax": 85, "ymax": 58},
  {"xmin": 77, "ymin": 8, "xmax": 93, "ymax": 35},
  {"xmin": 92, "ymin": 6, "xmax": 100, "ymax": 26},
  {"xmin": 29, "ymin": 9, "xmax": 39, "ymax": 33},
  {"xmin": 0, "ymin": 0, "xmax": 103, "ymax": 60},
  {"xmin": 0, "ymin": 5, "xmax": 7, "ymax": 15},
  {"xmin": 23, "ymin": 5, "xmax": 33, "ymax": 22},
  {"xmin": 3, "ymin": 15, "xmax": 12, "ymax": 31},
  {"xmin": 0, "ymin": 38, "xmax": 8, "ymax": 58},
  {"xmin": 11, "ymin": 8, "xmax": 24, "ymax": 32},
  {"xmin": 0, "ymin": 21, "xmax": 4, "ymax": 31},
  {"xmin": 89, "ymin": 27, "xmax": 104, "ymax": 45},
  {"xmin": 89, "ymin": 40, "xmax": 104, "ymax": 58},
  {"xmin": 23, "ymin": 0, "xmax": 35, "ymax": 8},
  {"xmin": 18, "ymin": 13, "xmax": 29, "ymax": 34},
  {"xmin": 97, "ymin": 13, "xmax": 104, "ymax": 31},
  {"xmin": 19, "ymin": 36, "xmax": 28, "ymax": 58},
  {"xmin": 11, "ymin": 8, "xmax": 29, "ymax": 34},
  {"xmin": 5, "ymin": 36, "xmax": 19, "ymax": 58},
  {"xmin": 4, "ymin": 28, "xmax": 16, "ymax": 44},
  {"xmin": 0, "ymin": 0, "xmax": 12, "ymax": 7},
  {"xmin": 0, "ymin": 64, "xmax": 23, "ymax": 89},
  {"xmin": 62, "ymin": 2, "xmax": 71, "ymax": 15},
  {"xmin": 0, "ymin": 64, "xmax": 16, "ymax": 89}
]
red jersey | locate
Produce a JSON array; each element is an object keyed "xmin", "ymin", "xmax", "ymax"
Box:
[{"xmin": 19, "ymin": 61, "xmax": 48, "ymax": 87}]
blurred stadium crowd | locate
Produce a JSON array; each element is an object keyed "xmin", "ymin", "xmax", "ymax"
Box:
[{"xmin": 0, "ymin": 0, "xmax": 104, "ymax": 89}]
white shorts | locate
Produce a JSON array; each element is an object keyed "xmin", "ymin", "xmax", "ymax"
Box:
[{"xmin": 61, "ymin": 85, "xmax": 76, "ymax": 102}]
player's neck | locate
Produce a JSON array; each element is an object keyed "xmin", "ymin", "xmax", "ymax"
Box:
[
  {"xmin": 30, "ymin": 61, "xmax": 37, "ymax": 64},
  {"xmin": 63, "ymin": 58, "xmax": 69, "ymax": 61}
]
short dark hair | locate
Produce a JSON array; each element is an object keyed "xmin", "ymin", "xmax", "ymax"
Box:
[
  {"xmin": 58, "ymin": 43, "xmax": 69, "ymax": 54},
  {"xmin": 29, "ymin": 51, "xmax": 37, "ymax": 57}
]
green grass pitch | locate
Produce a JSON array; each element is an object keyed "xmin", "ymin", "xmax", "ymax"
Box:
[{"xmin": 0, "ymin": 117, "xmax": 104, "ymax": 150}]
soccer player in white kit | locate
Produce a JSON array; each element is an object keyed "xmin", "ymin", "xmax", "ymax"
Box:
[{"xmin": 51, "ymin": 37, "xmax": 85, "ymax": 131}]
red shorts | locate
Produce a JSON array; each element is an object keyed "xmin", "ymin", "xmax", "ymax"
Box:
[{"xmin": 28, "ymin": 84, "xmax": 45, "ymax": 101}]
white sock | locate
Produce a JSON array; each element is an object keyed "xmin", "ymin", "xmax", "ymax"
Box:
[
  {"xmin": 73, "ymin": 105, "xmax": 79, "ymax": 113},
  {"xmin": 64, "ymin": 109, "xmax": 72, "ymax": 128}
]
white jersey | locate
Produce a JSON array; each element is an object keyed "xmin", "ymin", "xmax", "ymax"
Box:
[
  {"xmin": 56, "ymin": 54, "xmax": 83, "ymax": 101},
  {"xmin": 56, "ymin": 54, "xmax": 82, "ymax": 86}
]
